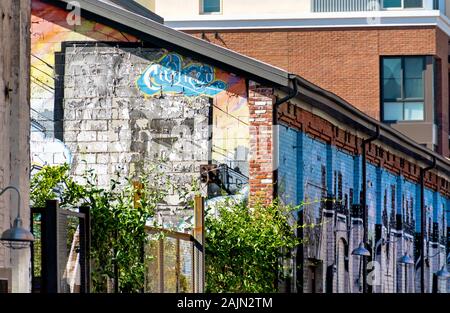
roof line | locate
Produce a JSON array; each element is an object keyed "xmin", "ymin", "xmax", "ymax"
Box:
[
  {"xmin": 53, "ymin": 0, "xmax": 450, "ymax": 175},
  {"xmin": 107, "ymin": 0, "xmax": 164, "ymax": 24},
  {"xmin": 56, "ymin": 0, "xmax": 290, "ymax": 86},
  {"xmin": 293, "ymin": 76, "xmax": 450, "ymax": 175}
]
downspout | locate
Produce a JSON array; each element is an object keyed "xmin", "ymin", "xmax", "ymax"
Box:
[
  {"xmin": 273, "ymin": 76, "xmax": 299, "ymax": 200},
  {"xmin": 420, "ymin": 156, "xmax": 436, "ymax": 293},
  {"xmin": 273, "ymin": 76, "xmax": 299, "ymax": 292},
  {"xmin": 361, "ymin": 125, "xmax": 380, "ymax": 294}
]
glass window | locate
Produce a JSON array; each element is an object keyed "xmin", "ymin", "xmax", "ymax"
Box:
[
  {"xmin": 382, "ymin": 56, "xmax": 426, "ymax": 121},
  {"xmin": 404, "ymin": 0, "xmax": 423, "ymax": 8},
  {"xmin": 383, "ymin": 102, "xmax": 403, "ymax": 121},
  {"xmin": 404, "ymin": 102, "xmax": 424, "ymax": 120},
  {"xmin": 202, "ymin": 0, "xmax": 221, "ymax": 13},
  {"xmin": 383, "ymin": 0, "xmax": 402, "ymax": 8},
  {"xmin": 383, "ymin": 58, "xmax": 402, "ymax": 100},
  {"xmin": 404, "ymin": 57, "xmax": 424, "ymax": 98},
  {"xmin": 383, "ymin": 0, "xmax": 423, "ymax": 8}
]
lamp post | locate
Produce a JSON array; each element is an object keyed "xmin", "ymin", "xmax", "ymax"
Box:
[
  {"xmin": 352, "ymin": 241, "xmax": 371, "ymax": 293},
  {"xmin": 335, "ymin": 224, "xmax": 371, "ymax": 293},
  {"xmin": 0, "ymin": 186, "xmax": 34, "ymax": 249}
]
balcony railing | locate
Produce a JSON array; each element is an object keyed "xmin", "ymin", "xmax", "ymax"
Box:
[
  {"xmin": 311, "ymin": 0, "xmax": 440, "ymax": 13},
  {"xmin": 312, "ymin": 0, "xmax": 376, "ymax": 12}
]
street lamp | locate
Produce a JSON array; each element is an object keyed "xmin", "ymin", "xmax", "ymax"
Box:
[
  {"xmin": 435, "ymin": 265, "xmax": 450, "ymax": 279},
  {"xmin": 352, "ymin": 241, "xmax": 371, "ymax": 293},
  {"xmin": 0, "ymin": 186, "xmax": 34, "ymax": 249},
  {"xmin": 352, "ymin": 241, "xmax": 371, "ymax": 257},
  {"xmin": 428, "ymin": 251, "xmax": 450, "ymax": 292}
]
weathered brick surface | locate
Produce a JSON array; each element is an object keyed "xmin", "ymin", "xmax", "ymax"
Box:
[
  {"xmin": 248, "ymin": 81, "xmax": 275, "ymax": 206},
  {"xmin": 278, "ymin": 99, "xmax": 449, "ymax": 293},
  {"xmin": 61, "ymin": 47, "xmax": 212, "ymax": 226}
]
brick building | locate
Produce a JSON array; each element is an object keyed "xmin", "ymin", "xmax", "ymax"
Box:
[
  {"xmin": 149, "ymin": 0, "xmax": 450, "ymax": 157},
  {"xmin": 0, "ymin": 0, "xmax": 31, "ymax": 293},
  {"xmin": 30, "ymin": 0, "xmax": 450, "ymax": 293}
]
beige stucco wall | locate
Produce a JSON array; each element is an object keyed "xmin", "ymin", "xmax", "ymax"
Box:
[
  {"xmin": 150, "ymin": 0, "xmax": 310, "ymax": 19},
  {"xmin": 136, "ymin": 0, "xmax": 155, "ymax": 11},
  {"xmin": 143, "ymin": 0, "xmax": 448, "ymax": 20}
]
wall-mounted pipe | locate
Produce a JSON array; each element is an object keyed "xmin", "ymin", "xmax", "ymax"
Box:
[
  {"xmin": 273, "ymin": 76, "xmax": 299, "ymax": 293},
  {"xmin": 274, "ymin": 76, "xmax": 299, "ymax": 200},
  {"xmin": 275, "ymin": 75, "xmax": 299, "ymax": 106},
  {"xmin": 361, "ymin": 125, "xmax": 380, "ymax": 293},
  {"xmin": 420, "ymin": 156, "xmax": 436, "ymax": 293}
]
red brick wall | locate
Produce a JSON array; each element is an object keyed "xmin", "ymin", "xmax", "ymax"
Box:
[
  {"xmin": 248, "ymin": 81, "xmax": 275, "ymax": 206},
  {"xmin": 187, "ymin": 27, "xmax": 449, "ymax": 155}
]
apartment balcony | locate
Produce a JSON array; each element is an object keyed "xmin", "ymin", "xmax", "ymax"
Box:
[{"xmin": 311, "ymin": 0, "xmax": 443, "ymax": 13}]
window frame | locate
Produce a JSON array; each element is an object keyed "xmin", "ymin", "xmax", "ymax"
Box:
[
  {"xmin": 382, "ymin": 0, "xmax": 424, "ymax": 9},
  {"xmin": 381, "ymin": 56, "xmax": 426, "ymax": 122},
  {"xmin": 200, "ymin": 0, "xmax": 222, "ymax": 15}
]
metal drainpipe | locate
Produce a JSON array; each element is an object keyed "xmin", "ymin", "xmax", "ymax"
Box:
[
  {"xmin": 420, "ymin": 156, "xmax": 436, "ymax": 293},
  {"xmin": 273, "ymin": 77, "xmax": 299, "ymax": 200},
  {"xmin": 273, "ymin": 77, "xmax": 299, "ymax": 292},
  {"xmin": 361, "ymin": 125, "xmax": 380, "ymax": 294}
]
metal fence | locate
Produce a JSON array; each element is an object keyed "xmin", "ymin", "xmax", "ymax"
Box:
[
  {"xmin": 31, "ymin": 200, "xmax": 91, "ymax": 293},
  {"xmin": 312, "ymin": 0, "xmax": 378, "ymax": 12},
  {"xmin": 311, "ymin": 0, "xmax": 439, "ymax": 12},
  {"xmin": 144, "ymin": 195, "xmax": 204, "ymax": 293}
]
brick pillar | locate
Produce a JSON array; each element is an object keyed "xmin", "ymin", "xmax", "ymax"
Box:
[{"xmin": 248, "ymin": 80, "xmax": 275, "ymax": 207}]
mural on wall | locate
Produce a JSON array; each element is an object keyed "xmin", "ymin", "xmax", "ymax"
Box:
[
  {"xmin": 30, "ymin": 0, "xmax": 250, "ymax": 190},
  {"xmin": 137, "ymin": 52, "xmax": 228, "ymax": 97}
]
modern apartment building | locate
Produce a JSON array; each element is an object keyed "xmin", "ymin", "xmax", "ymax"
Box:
[{"xmin": 145, "ymin": 0, "xmax": 450, "ymax": 157}]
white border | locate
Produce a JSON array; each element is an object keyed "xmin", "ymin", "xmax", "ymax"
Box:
[{"xmin": 164, "ymin": 10, "xmax": 450, "ymax": 37}]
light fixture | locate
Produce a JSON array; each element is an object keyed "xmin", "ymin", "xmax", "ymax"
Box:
[
  {"xmin": 399, "ymin": 252, "xmax": 414, "ymax": 265},
  {"xmin": 351, "ymin": 241, "xmax": 371, "ymax": 257},
  {"xmin": 436, "ymin": 265, "xmax": 450, "ymax": 279},
  {"xmin": 0, "ymin": 186, "xmax": 34, "ymax": 249}
]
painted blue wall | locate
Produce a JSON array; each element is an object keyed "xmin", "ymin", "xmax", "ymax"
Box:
[{"xmin": 278, "ymin": 125, "xmax": 450, "ymax": 235}]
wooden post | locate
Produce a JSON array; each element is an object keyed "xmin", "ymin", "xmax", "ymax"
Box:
[
  {"xmin": 79, "ymin": 206, "xmax": 91, "ymax": 293},
  {"xmin": 193, "ymin": 195, "xmax": 205, "ymax": 293}
]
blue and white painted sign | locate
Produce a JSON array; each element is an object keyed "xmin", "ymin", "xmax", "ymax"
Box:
[{"xmin": 137, "ymin": 52, "xmax": 228, "ymax": 97}]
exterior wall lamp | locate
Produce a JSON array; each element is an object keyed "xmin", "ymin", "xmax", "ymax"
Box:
[
  {"xmin": 351, "ymin": 241, "xmax": 371, "ymax": 257},
  {"xmin": 427, "ymin": 251, "xmax": 450, "ymax": 286},
  {"xmin": 0, "ymin": 186, "xmax": 34, "ymax": 249}
]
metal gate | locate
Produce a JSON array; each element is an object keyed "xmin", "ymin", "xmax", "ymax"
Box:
[
  {"xmin": 144, "ymin": 196, "xmax": 205, "ymax": 293},
  {"xmin": 31, "ymin": 200, "xmax": 91, "ymax": 293},
  {"xmin": 144, "ymin": 227, "xmax": 204, "ymax": 293}
]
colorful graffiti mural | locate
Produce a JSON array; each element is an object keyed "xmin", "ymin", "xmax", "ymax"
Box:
[
  {"xmin": 31, "ymin": 0, "xmax": 250, "ymax": 178},
  {"xmin": 137, "ymin": 52, "xmax": 228, "ymax": 97}
]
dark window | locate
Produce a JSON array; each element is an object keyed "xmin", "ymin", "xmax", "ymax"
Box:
[
  {"xmin": 382, "ymin": 56, "xmax": 425, "ymax": 121},
  {"xmin": 383, "ymin": 0, "xmax": 402, "ymax": 7},
  {"xmin": 404, "ymin": 0, "xmax": 424, "ymax": 8},
  {"xmin": 383, "ymin": 0, "xmax": 423, "ymax": 8},
  {"xmin": 202, "ymin": 0, "xmax": 221, "ymax": 13},
  {"xmin": 0, "ymin": 280, "xmax": 7, "ymax": 293}
]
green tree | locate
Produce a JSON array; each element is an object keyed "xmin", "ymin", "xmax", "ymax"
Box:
[
  {"xmin": 30, "ymin": 162, "xmax": 170, "ymax": 292},
  {"xmin": 205, "ymin": 198, "xmax": 300, "ymax": 293}
]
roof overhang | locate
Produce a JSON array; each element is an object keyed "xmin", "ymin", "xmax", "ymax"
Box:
[
  {"xmin": 48, "ymin": 0, "xmax": 450, "ymax": 175},
  {"xmin": 53, "ymin": 0, "xmax": 290, "ymax": 87}
]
